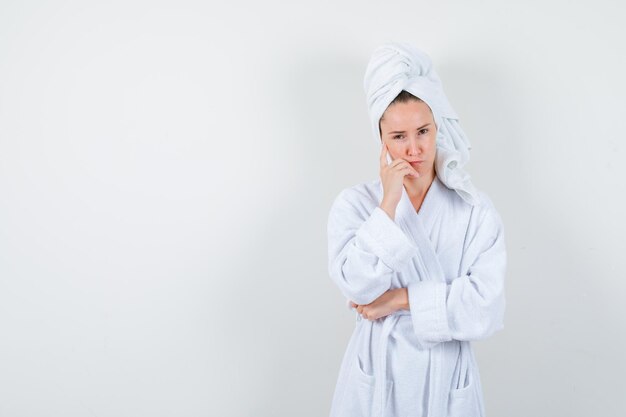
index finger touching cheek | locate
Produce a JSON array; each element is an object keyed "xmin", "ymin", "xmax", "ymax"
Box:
[{"xmin": 380, "ymin": 142, "xmax": 388, "ymax": 168}]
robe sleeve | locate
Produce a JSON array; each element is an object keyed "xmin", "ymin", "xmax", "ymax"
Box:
[
  {"xmin": 327, "ymin": 188, "xmax": 419, "ymax": 305},
  {"xmin": 406, "ymin": 195, "xmax": 507, "ymax": 342}
]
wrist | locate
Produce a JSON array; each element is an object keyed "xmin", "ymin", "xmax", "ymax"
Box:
[
  {"xmin": 396, "ymin": 288, "xmax": 409, "ymax": 310},
  {"xmin": 379, "ymin": 200, "xmax": 397, "ymax": 220}
]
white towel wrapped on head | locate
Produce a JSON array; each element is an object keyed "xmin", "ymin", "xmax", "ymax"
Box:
[{"xmin": 363, "ymin": 41, "xmax": 480, "ymax": 206}]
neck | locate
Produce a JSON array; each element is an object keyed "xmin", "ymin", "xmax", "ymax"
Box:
[{"xmin": 403, "ymin": 169, "xmax": 436, "ymax": 198}]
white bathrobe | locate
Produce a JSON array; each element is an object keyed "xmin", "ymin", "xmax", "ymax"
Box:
[{"xmin": 327, "ymin": 174, "xmax": 506, "ymax": 417}]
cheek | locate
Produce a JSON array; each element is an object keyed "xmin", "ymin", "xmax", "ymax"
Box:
[
  {"xmin": 428, "ymin": 137, "xmax": 437, "ymax": 153},
  {"xmin": 385, "ymin": 140, "xmax": 401, "ymax": 154}
]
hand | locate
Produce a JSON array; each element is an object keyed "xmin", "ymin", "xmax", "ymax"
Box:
[
  {"xmin": 379, "ymin": 143, "xmax": 420, "ymax": 219},
  {"xmin": 349, "ymin": 288, "xmax": 409, "ymax": 321}
]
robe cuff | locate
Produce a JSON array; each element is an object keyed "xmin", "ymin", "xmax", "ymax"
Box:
[
  {"xmin": 354, "ymin": 206, "xmax": 419, "ymax": 272},
  {"xmin": 407, "ymin": 280, "xmax": 452, "ymax": 343}
]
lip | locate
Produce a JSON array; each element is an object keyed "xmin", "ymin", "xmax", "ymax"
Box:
[{"xmin": 409, "ymin": 160, "xmax": 424, "ymax": 163}]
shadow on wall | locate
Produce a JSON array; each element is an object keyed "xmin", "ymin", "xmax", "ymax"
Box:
[{"xmin": 439, "ymin": 54, "xmax": 621, "ymax": 415}]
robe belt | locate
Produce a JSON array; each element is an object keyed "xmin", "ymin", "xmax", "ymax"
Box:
[{"xmin": 356, "ymin": 309, "xmax": 412, "ymax": 417}]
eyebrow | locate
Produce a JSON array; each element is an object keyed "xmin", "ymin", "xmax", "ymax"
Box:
[{"xmin": 388, "ymin": 123, "xmax": 431, "ymax": 135}]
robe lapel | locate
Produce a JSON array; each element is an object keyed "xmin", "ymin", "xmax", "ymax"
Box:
[
  {"xmin": 396, "ymin": 176, "xmax": 447, "ymax": 283},
  {"xmin": 395, "ymin": 176, "xmax": 451, "ymax": 417}
]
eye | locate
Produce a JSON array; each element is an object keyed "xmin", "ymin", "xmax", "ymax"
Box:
[
  {"xmin": 393, "ymin": 134, "xmax": 405, "ymax": 140},
  {"xmin": 418, "ymin": 128, "xmax": 429, "ymax": 135}
]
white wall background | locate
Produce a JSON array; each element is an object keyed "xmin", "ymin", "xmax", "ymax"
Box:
[{"xmin": 1, "ymin": 1, "xmax": 624, "ymax": 416}]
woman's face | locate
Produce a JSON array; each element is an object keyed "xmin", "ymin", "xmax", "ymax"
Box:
[{"xmin": 379, "ymin": 100, "xmax": 437, "ymax": 177}]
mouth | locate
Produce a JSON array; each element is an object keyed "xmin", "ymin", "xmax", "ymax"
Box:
[{"xmin": 409, "ymin": 160, "xmax": 424, "ymax": 164}]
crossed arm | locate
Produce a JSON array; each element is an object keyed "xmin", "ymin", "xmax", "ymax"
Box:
[
  {"xmin": 328, "ymin": 188, "xmax": 506, "ymax": 343},
  {"xmin": 350, "ymin": 287, "xmax": 409, "ymax": 321}
]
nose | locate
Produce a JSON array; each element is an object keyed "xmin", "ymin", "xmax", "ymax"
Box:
[{"xmin": 407, "ymin": 136, "xmax": 419, "ymax": 156}]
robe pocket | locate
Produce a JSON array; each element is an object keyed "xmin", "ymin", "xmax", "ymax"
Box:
[
  {"xmin": 353, "ymin": 354, "xmax": 393, "ymax": 417},
  {"xmin": 447, "ymin": 369, "xmax": 479, "ymax": 417}
]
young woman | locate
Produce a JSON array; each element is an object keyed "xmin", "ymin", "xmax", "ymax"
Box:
[{"xmin": 327, "ymin": 43, "xmax": 507, "ymax": 417}]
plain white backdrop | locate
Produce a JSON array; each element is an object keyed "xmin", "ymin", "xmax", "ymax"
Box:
[{"xmin": 1, "ymin": 1, "xmax": 624, "ymax": 416}]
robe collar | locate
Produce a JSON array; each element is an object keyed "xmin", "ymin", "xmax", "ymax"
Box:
[
  {"xmin": 394, "ymin": 174, "xmax": 449, "ymax": 284},
  {"xmin": 396, "ymin": 174, "xmax": 445, "ymax": 234}
]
